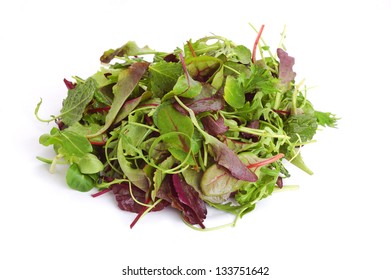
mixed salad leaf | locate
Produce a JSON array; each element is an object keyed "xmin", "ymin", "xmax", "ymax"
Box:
[{"xmin": 36, "ymin": 26, "xmax": 338, "ymax": 229}]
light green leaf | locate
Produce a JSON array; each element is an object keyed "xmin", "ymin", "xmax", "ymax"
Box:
[
  {"xmin": 224, "ymin": 75, "xmax": 245, "ymax": 109},
  {"xmin": 77, "ymin": 153, "xmax": 104, "ymax": 174},
  {"xmin": 163, "ymin": 75, "xmax": 202, "ymax": 100},
  {"xmin": 66, "ymin": 163, "xmax": 95, "ymax": 192},
  {"xmin": 228, "ymin": 45, "xmax": 252, "ymax": 64},
  {"xmin": 40, "ymin": 127, "xmax": 92, "ymax": 159},
  {"xmin": 117, "ymin": 138, "xmax": 150, "ymax": 192}
]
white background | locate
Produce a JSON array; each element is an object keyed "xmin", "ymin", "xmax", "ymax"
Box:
[{"xmin": 1, "ymin": 1, "xmax": 390, "ymax": 279}]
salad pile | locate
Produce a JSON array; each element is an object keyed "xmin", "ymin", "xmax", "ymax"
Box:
[{"xmin": 36, "ymin": 26, "xmax": 337, "ymax": 229}]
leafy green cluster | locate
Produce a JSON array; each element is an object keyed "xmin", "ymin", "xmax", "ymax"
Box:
[{"xmin": 36, "ymin": 35, "xmax": 337, "ymax": 229}]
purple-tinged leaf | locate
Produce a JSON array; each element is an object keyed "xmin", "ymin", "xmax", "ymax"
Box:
[
  {"xmin": 185, "ymin": 55, "xmax": 222, "ymax": 82},
  {"xmin": 173, "ymin": 84, "xmax": 224, "ymax": 115},
  {"xmin": 163, "ymin": 53, "xmax": 179, "ymax": 63},
  {"xmin": 201, "ymin": 153, "xmax": 284, "ymax": 196},
  {"xmin": 113, "ymin": 91, "xmax": 152, "ymax": 124},
  {"xmin": 201, "ymin": 164, "xmax": 241, "ymax": 196},
  {"xmin": 63, "ymin": 78, "xmax": 76, "ymax": 90},
  {"xmin": 172, "ymin": 174, "xmax": 207, "ymax": 228},
  {"xmin": 111, "ymin": 183, "xmax": 168, "ymax": 213},
  {"xmin": 240, "ymin": 120, "xmax": 260, "ymax": 141},
  {"xmin": 174, "ymin": 96, "xmax": 224, "ymax": 115},
  {"xmin": 201, "ymin": 115, "xmax": 228, "ymax": 137},
  {"xmin": 87, "ymin": 61, "xmax": 149, "ymax": 138},
  {"xmin": 277, "ymin": 48, "xmax": 296, "ymax": 86},
  {"xmin": 156, "ymin": 175, "xmax": 207, "ymax": 228},
  {"xmin": 207, "ymin": 136, "xmax": 258, "ymax": 182}
]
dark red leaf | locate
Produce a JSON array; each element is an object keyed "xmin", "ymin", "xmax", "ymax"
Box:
[
  {"xmin": 240, "ymin": 120, "xmax": 260, "ymax": 141},
  {"xmin": 172, "ymin": 174, "xmax": 207, "ymax": 228},
  {"xmin": 111, "ymin": 183, "xmax": 168, "ymax": 213},
  {"xmin": 156, "ymin": 174, "xmax": 207, "ymax": 228},
  {"xmin": 209, "ymin": 138, "xmax": 258, "ymax": 182},
  {"xmin": 63, "ymin": 78, "xmax": 76, "ymax": 90},
  {"xmin": 201, "ymin": 115, "xmax": 228, "ymax": 137}
]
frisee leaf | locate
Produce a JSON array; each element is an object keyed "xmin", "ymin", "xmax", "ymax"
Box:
[{"xmin": 315, "ymin": 111, "xmax": 339, "ymax": 128}]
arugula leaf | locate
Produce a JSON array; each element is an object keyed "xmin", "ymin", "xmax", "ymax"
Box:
[
  {"xmin": 39, "ymin": 127, "xmax": 92, "ymax": 159},
  {"xmin": 235, "ymin": 166, "xmax": 280, "ymax": 210}
]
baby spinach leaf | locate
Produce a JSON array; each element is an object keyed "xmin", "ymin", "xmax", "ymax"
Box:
[{"xmin": 66, "ymin": 163, "xmax": 95, "ymax": 192}]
